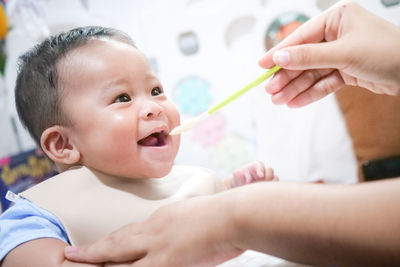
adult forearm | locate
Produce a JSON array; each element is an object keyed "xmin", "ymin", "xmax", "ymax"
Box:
[
  {"xmin": 62, "ymin": 178, "xmax": 400, "ymax": 266},
  {"xmin": 228, "ymin": 179, "xmax": 400, "ymax": 266}
]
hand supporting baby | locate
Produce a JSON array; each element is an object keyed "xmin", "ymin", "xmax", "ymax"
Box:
[{"xmin": 64, "ymin": 162, "xmax": 277, "ymax": 266}]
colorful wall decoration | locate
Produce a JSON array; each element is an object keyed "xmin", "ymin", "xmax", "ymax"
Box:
[{"xmin": 0, "ymin": 148, "xmax": 58, "ymax": 212}]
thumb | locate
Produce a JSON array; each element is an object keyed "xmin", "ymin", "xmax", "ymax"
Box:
[{"xmin": 273, "ymin": 41, "xmax": 345, "ymax": 70}]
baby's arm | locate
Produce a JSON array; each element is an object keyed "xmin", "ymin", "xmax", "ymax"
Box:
[
  {"xmin": 0, "ymin": 199, "xmax": 130, "ymax": 267},
  {"xmin": 224, "ymin": 161, "xmax": 278, "ymax": 189},
  {"xmin": 2, "ymin": 238, "xmax": 103, "ymax": 267},
  {"xmin": 3, "ymin": 238, "xmax": 134, "ymax": 267}
]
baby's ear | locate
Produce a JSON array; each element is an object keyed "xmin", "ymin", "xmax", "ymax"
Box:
[{"xmin": 40, "ymin": 126, "xmax": 80, "ymax": 165}]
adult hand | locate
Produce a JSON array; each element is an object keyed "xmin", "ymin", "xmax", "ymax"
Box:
[
  {"xmin": 65, "ymin": 194, "xmax": 243, "ymax": 267},
  {"xmin": 259, "ymin": 0, "xmax": 400, "ymax": 107}
]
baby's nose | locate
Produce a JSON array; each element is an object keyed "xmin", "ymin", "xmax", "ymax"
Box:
[{"xmin": 140, "ymin": 101, "xmax": 163, "ymax": 119}]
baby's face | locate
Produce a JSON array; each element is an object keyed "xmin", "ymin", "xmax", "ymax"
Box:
[{"xmin": 58, "ymin": 39, "xmax": 180, "ymax": 178}]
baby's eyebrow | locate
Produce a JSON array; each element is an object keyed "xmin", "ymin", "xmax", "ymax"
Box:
[
  {"xmin": 143, "ymin": 72, "xmax": 161, "ymax": 83},
  {"xmin": 102, "ymin": 77, "xmax": 129, "ymax": 88},
  {"xmin": 98, "ymin": 78, "xmax": 132, "ymax": 96},
  {"xmin": 96, "ymin": 79, "xmax": 130, "ymax": 100}
]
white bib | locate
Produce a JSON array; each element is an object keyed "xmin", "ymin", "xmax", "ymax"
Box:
[{"xmin": 20, "ymin": 165, "xmax": 225, "ymax": 245}]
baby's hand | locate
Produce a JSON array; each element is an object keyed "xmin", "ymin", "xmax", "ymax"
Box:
[{"xmin": 224, "ymin": 161, "xmax": 278, "ymax": 189}]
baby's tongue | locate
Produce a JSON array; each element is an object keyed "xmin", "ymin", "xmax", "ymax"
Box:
[{"xmin": 138, "ymin": 135, "xmax": 158, "ymax": 146}]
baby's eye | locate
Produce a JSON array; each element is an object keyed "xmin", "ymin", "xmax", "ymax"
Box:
[
  {"xmin": 114, "ymin": 93, "xmax": 131, "ymax": 103},
  {"xmin": 151, "ymin": 87, "xmax": 163, "ymax": 96}
]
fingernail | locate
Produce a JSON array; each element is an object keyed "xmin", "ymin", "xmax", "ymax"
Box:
[
  {"xmin": 65, "ymin": 246, "xmax": 77, "ymax": 256},
  {"xmin": 273, "ymin": 50, "xmax": 290, "ymax": 66}
]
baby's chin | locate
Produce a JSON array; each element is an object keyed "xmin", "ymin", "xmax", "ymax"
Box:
[
  {"xmin": 88, "ymin": 162, "xmax": 174, "ymax": 180},
  {"xmin": 140, "ymin": 163, "xmax": 174, "ymax": 179}
]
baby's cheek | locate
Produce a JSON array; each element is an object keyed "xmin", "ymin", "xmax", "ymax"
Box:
[
  {"xmin": 102, "ymin": 127, "xmax": 136, "ymax": 159},
  {"xmin": 168, "ymin": 102, "xmax": 181, "ymax": 127}
]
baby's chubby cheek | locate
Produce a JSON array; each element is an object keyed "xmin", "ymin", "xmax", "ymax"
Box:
[
  {"xmin": 112, "ymin": 113, "xmax": 125, "ymax": 122},
  {"xmin": 103, "ymin": 115, "xmax": 137, "ymax": 146},
  {"xmin": 171, "ymin": 111, "xmax": 181, "ymax": 146}
]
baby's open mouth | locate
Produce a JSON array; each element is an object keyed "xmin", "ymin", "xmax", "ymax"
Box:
[{"xmin": 138, "ymin": 131, "xmax": 167, "ymax": 147}]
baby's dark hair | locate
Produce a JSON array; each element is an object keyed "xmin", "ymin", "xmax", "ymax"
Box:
[{"xmin": 15, "ymin": 25, "xmax": 135, "ymax": 146}]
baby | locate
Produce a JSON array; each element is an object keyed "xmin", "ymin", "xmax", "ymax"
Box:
[{"xmin": 0, "ymin": 26, "xmax": 276, "ymax": 266}]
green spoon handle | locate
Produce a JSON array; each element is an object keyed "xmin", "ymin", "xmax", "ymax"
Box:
[{"xmin": 207, "ymin": 65, "xmax": 280, "ymax": 115}]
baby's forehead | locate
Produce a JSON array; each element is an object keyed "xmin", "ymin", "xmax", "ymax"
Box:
[
  {"xmin": 58, "ymin": 38, "xmax": 136, "ymax": 66},
  {"xmin": 57, "ymin": 39, "xmax": 134, "ymax": 76},
  {"xmin": 56, "ymin": 39, "xmax": 154, "ymax": 93},
  {"xmin": 69, "ymin": 38, "xmax": 137, "ymax": 55}
]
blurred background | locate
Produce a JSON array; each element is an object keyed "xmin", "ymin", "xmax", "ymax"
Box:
[{"xmin": 0, "ymin": 0, "xmax": 399, "ymax": 212}]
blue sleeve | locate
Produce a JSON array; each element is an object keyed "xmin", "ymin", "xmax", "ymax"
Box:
[{"xmin": 0, "ymin": 198, "xmax": 69, "ymax": 261}]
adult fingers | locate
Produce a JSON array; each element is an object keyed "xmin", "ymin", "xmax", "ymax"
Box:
[
  {"xmin": 65, "ymin": 226, "xmax": 147, "ymax": 263},
  {"xmin": 287, "ymin": 70, "xmax": 345, "ymax": 108},
  {"xmin": 265, "ymin": 69, "xmax": 303, "ymax": 94},
  {"xmin": 104, "ymin": 262, "xmax": 135, "ymax": 267},
  {"xmin": 130, "ymin": 260, "xmax": 146, "ymax": 267},
  {"xmin": 272, "ymin": 41, "xmax": 347, "ymax": 70},
  {"xmin": 270, "ymin": 68, "xmax": 335, "ymax": 105}
]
